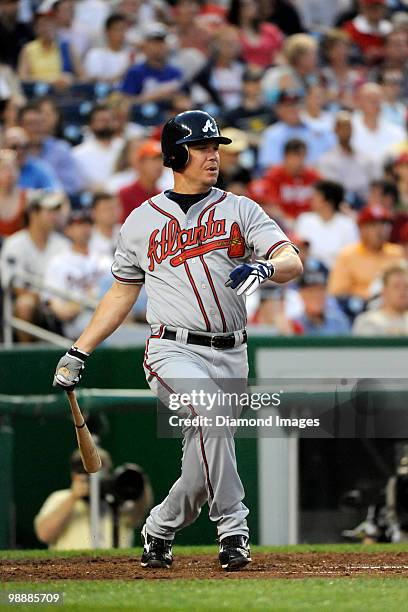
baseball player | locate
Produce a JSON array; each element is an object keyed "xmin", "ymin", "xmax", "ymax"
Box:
[{"xmin": 54, "ymin": 110, "xmax": 302, "ymax": 571}]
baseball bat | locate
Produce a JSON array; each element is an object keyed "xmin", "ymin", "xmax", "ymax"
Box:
[{"xmin": 66, "ymin": 390, "xmax": 102, "ymax": 473}]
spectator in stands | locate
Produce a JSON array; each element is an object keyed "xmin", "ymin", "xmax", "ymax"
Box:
[
  {"xmin": 295, "ymin": 180, "xmax": 359, "ymax": 269},
  {"xmin": 0, "ymin": 190, "xmax": 69, "ymax": 342},
  {"xmin": 379, "ymin": 30, "xmax": 408, "ymax": 99},
  {"xmin": 54, "ymin": 0, "xmax": 91, "ymax": 62},
  {"xmin": 250, "ymin": 138, "xmax": 320, "ymax": 224},
  {"xmin": 0, "ymin": 0, "xmax": 33, "ymax": 69},
  {"xmin": 34, "ymin": 448, "xmax": 153, "ymax": 549},
  {"xmin": 300, "ymin": 84, "xmax": 335, "ymax": 134},
  {"xmin": 320, "ymin": 29, "xmax": 365, "ymax": 111},
  {"xmin": 105, "ymin": 91, "xmax": 145, "ymax": 141},
  {"xmin": 104, "ymin": 137, "xmax": 143, "ymax": 194},
  {"xmin": 262, "ymin": 33, "xmax": 319, "ymax": 104},
  {"xmin": 84, "ymin": 13, "xmax": 133, "ymax": 86},
  {"xmin": 120, "ymin": 22, "xmax": 183, "ymax": 109},
  {"xmin": 259, "ymin": 0, "xmax": 303, "ymax": 36},
  {"xmin": 379, "ymin": 68, "xmax": 406, "ymax": 128},
  {"xmin": 72, "ymin": 104, "xmax": 123, "ymax": 191},
  {"xmin": 258, "ymin": 90, "xmax": 335, "ymax": 170},
  {"xmin": 215, "ymin": 128, "xmax": 251, "ymax": 195},
  {"xmin": 42, "ymin": 209, "xmax": 111, "ymax": 339},
  {"xmin": 0, "ymin": 148, "xmax": 26, "ymax": 239},
  {"xmin": 353, "ymin": 264, "xmax": 408, "ymax": 335},
  {"xmin": 222, "ymin": 66, "xmax": 274, "ymax": 146},
  {"xmin": 17, "ymin": 6, "xmax": 79, "ymax": 87},
  {"xmin": 89, "ymin": 192, "xmax": 121, "ymax": 259},
  {"xmin": 19, "ymin": 102, "xmax": 85, "ymax": 197},
  {"xmin": 227, "ymin": 0, "xmax": 283, "ymax": 69},
  {"xmin": 317, "ymin": 110, "xmax": 378, "ymax": 206},
  {"xmin": 36, "ymin": 96, "xmax": 63, "ymax": 139},
  {"xmin": 249, "ymin": 285, "xmax": 295, "ymax": 334},
  {"xmin": 3, "ymin": 126, "xmax": 60, "ymax": 189},
  {"xmin": 118, "ymin": 139, "xmax": 162, "ymax": 222},
  {"xmin": 351, "ymin": 83, "xmax": 405, "ymax": 174},
  {"xmin": 342, "ymin": 0, "xmax": 392, "ymax": 66},
  {"xmin": 170, "ymin": 0, "xmax": 208, "ymax": 50},
  {"xmin": 296, "ymin": 258, "xmax": 350, "ymax": 336},
  {"xmin": 328, "ymin": 205, "xmax": 405, "ymax": 301},
  {"xmin": 193, "ymin": 24, "xmax": 244, "ymax": 112}
]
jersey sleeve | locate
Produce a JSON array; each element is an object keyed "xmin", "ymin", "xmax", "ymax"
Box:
[
  {"xmin": 238, "ymin": 196, "xmax": 298, "ymax": 259},
  {"xmin": 111, "ymin": 226, "xmax": 145, "ymax": 285}
]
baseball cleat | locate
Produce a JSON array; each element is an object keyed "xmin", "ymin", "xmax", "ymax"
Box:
[
  {"xmin": 140, "ymin": 525, "xmax": 173, "ymax": 569},
  {"xmin": 219, "ymin": 535, "xmax": 251, "ymax": 571}
]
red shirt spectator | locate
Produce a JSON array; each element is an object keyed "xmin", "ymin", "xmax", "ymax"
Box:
[
  {"xmin": 118, "ymin": 140, "xmax": 162, "ymax": 223},
  {"xmin": 248, "ymin": 138, "xmax": 320, "ymax": 221},
  {"xmin": 239, "ymin": 22, "xmax": 283, "ymax": 68},
  {"xmin": 342, "ymin": 0, "xmax": 392, "ymax": 65}
]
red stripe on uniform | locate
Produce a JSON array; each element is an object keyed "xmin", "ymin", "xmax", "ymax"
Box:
[
  {"xmin": 199, "ymin": 255, "xmax": 227, "ymax": 332},
  {"xmin": 149, "ymin": 198, "xmax": 212, "ymax": 331},
  {"xmin": 143, "ymin": 335, "xmax": 214, "ymax": 500},
  {"xmin": 184, "ymin": 261, "xmax": 211, "ymax": 331},
  {"xmin": 265, "ymin": 240, "xmax": 292, "ymax": 259}
]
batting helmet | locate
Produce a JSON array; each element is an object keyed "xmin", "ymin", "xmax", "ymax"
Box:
[{"xmin": 161, "ymin": 110, "xmax": 232, "ymax": 171}]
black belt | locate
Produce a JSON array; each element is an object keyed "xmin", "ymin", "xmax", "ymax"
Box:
[{"xmin": 161, "ymin": 328, "xmax": 247, "ymax": 350}]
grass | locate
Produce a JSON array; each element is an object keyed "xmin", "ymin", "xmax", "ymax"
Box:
[
  {"xmin": 1, "ymin": 578, "xmax": 408, "ymax": 612},
  {"xmin": 2, "ymin": 545, "xmax": 408, "ymax": 611}
]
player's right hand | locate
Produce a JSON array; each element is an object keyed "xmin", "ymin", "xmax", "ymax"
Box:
[{"xmin": 53, "ymin": 346, "xmax": 89, "ymax": 391}]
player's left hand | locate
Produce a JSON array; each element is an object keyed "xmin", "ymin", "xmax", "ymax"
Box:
[{"xmin": 225, "ymin": 260, "xmax": 275, "ymax": 296}]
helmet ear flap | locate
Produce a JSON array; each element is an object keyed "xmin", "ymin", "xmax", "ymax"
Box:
[{"xmin": 170, "ymin": 143, "xmax": 189, "ymax": 171}]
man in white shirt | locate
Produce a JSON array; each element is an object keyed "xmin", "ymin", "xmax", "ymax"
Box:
[
  {"xmin": 295, "ymin": 179, "xmax": 359, "ymax": 269},
  {"xmin": 43, "ymin": 209, "xmax": 111, "ymax": 339},
  {"xmin": 72, "ymin": 104, "xmax": 123, "ymax": 191},
  {"xmin": 89, "ymin": 192, "xmax": 121, "ymax": 259},
  {"xmin": 318, "ymin": 111, "xmax": 378, "ymax": 204},
  {"xmin": 0, "ymin": 190, "xmax": 69, "ymax": 341},
  {"xmin": 351, "ymin": 83, "xmax": 405, "ymax": 174},
  {"xmin": 84, "ymin": 13, "xmax": 133, "ymax": 85},
  {"xmin": 353, "ymin": 264, "xmax": 408, "ymax": 336}
]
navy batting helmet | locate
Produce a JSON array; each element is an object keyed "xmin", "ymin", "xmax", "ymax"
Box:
[{"xmin": 161, "ymin": 110, "xmax": 232, "ymax": 171}]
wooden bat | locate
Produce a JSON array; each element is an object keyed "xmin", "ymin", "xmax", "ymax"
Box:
[{"xmin": 66, "ymin": 390, "xmax": 102, "ymax": 473}]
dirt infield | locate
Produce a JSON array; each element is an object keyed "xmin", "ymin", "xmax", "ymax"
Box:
[{"xmin": 2, "ymin": 552, "xmax": 408, "ymax": 581}]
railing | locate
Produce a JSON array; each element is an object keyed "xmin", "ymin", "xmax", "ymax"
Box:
[{"xmin": 2, "ymin": 272, "xmax": 99, "ymax": 348}]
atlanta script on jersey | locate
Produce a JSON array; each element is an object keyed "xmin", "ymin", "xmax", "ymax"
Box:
[{"xmin": 111, "ymin": 188, "xmax": 296, "ymax": 333}]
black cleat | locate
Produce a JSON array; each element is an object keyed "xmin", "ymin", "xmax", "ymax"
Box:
[
  {"xmin": 140, "ymin": 525, "xmax": 173, "ymax": 569},
  {"xmin": 219, "ymin": 535, "xmax": 251, "ymax": 571}
]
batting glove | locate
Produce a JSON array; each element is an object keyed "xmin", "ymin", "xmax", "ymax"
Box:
[
  {"xmin": 225, "ymin": 260, "xmax": 275, "ymax": 296},
  {"xmin": 53, "ymin": 346, "xmax": 89, "ymax": 391}
]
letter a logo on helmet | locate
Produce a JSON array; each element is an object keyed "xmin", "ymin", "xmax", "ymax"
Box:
[
  {"xmin": 161, "ymin": 110, "xmax": 232, "ymax": 171},
  {"xmin": 202, "ymin": 119, "xmax": 216, "ymax": 134}
]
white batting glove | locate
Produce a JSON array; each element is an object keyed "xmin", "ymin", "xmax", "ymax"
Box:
[{"xmin": 225, "ymin": 260, "xmax": 275, "ymax": 296}]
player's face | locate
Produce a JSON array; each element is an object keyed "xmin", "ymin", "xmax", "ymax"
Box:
[{"xmin": 185, "ymin": 142, "xmax": 220, "ymax": 189}]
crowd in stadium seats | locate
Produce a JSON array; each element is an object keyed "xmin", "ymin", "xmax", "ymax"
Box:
[{"xmin": 0, "ymin": 0, "xmax": 407, "ymax": 342}]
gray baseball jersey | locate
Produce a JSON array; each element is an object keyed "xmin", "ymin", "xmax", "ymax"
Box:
[
  {"xmin": 111, "ymin": 187, "xmax": 294, "ymax": 543},
  {"xmin": 111, "ymin": 187, "xmax": 293, "ymax": 332}
]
